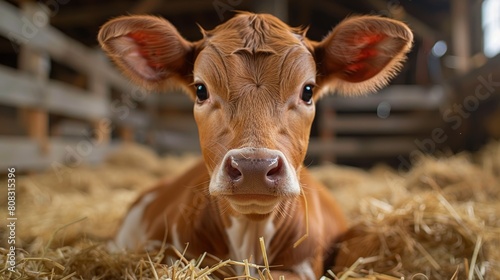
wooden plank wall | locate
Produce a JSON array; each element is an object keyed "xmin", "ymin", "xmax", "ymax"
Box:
[
  {"xmin": 310, "ymin": 85, "xmax": 447, "ymax": 162},
  {"xmin": 3, "ymin": 0, "xmax": 480, "ymax": 170},
  {"xmin": 0, "ymin": 1, "xmax": 196, "ymax": 171}
]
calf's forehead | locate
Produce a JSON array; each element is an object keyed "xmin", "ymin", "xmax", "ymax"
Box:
[
  {"xmin": 204, "ymin": 13, "xmax": 307, "ymax": 55},
  {"xmin": 193, "ymin": 14, "xmax": 316, "ymax": 99},
  {"xmin": 196, "ymin": 47, "xmax": 315, "ymax": 92},
  {"xmin": 194, "ymin": 46, "xmax": 316, "ymax": 104}
]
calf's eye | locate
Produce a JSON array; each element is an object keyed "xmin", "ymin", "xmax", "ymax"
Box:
[
  {"xmin": 195, "ymin": 83, "xmax": 209, "ymax": 102},
  {"xmin": 301, "ymin": 84, "xmax": 314, "ymax": 105}
]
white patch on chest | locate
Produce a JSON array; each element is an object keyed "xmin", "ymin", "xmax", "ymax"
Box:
[
  {"xmin": 170, "ymin": 223, "xmax": 183, "ymax": 250},
  {"xmin": 292, "ymin": 260, "xmax": 316, "ymax": 280},
  {"xmin": 113, "ymin": 192, "xmax": 157, "ymax": 250},
  {"xmin": 226, "ymin": 215, "xmax": 276, "ymax": 274}
]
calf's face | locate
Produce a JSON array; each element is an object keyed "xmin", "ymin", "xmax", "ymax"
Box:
[
  {"xmin": 193, "ymin": 20, "xmax": 318, "ymax": 217},
  {"xmin": 98, "ymin": 13, "xmax": 412, "ymax": 218}
]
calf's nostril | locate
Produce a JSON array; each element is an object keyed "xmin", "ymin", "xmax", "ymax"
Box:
[
  {"xmin": 227, "ymin": 156, "xmax": 242, "ymax": 181},
  {"xmin": 266, "ymin": 157, "xmax": 282, "ymax": 179}
]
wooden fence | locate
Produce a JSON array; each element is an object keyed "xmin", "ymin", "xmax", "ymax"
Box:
[
  {"xmin": 0, "ymin": 0, "xmax": 452, "ymax": 172},
  {"xmin": 0, "ymin": 1, "xmax": 195, "ymax": 171},
  {"xmin": 312, "ymin": 85, "xmax": 446, "ymax": 161}
]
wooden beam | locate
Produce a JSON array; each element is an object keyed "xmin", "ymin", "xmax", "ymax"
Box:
[
  {"xmin": 156, "ymin": 115, "xmax": 197, "ymax": 134},
  {"xmin": 153, "ymin": 131, "xmax": 201, "ymax": 153},
  {"xmin": 2, "ymin": 88, "xmax": 153, "ymax": 135},
  {"xmin": 146, "ymin": 93, "xmax": 193, "ymax": 110},
  {"xmin": 320, "ymin": 85, "xmax": 446, "ymax": 111},
  {"xmin": 0, "ymin": 1, "xmax": 133, "ymax": 95},
  {"xmin": 18, "ymin": 2, "xmax": 50, "ymax": 154},
  {"xmin": 328, "ymin": 114, "xmax": 440, "ymax": 134},
  {"xmin": 112, "ymin": 108, "xmax": 150, "ymax": 128},
  {"xmin": 0, "ymin": 137, "xmax": 119, "ymax": 171},
  {"xmin": 51, "ymin": 120, "xmax": 90, "ymax": 137},
  {"xmin": 451, "ymin": 0, "xmax": 471, "ymax": 74},
  {"xmin": 0, "ymin": 65, "xmax": 109, "ymax": 120}
]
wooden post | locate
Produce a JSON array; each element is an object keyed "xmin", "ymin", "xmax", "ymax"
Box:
[
  {"xmin": 145, "ymin": 95, "xmax": 157, "ymax": 147},
  {"xmin": 119, "ymin": 126, "xmax": 135, "ymax": 143},
  {"xmin": 18, "ymin": 2, "xmax": 50, "ymax": 154},
  {"xmin": 318, "ymin": 101, "xmax": 337, "ymax": 163},
  {"xmin": 90, "ymin": 51, "xmax": 111, "ymax": 145},
  {"xmin": 451, "ymin": 0, "xmax": 471, "ymax": 74}
]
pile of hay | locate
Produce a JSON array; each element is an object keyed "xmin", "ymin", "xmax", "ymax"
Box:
[
  {"xmin": 1, "ymin": 142, "xmax": 499, "ymax": 279},
  {"xmin": 313, "ymin": 141, "xmax": 500, "ymax": 279}
]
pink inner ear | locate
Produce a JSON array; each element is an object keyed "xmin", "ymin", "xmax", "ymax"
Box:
[
  {"xmin": 343, "ymin": 62, "xmax": 380, "ymax": 82},
  {"xmin": 114, "ymin": 31, "xmax": 168, "ymax": 81},
  {"xmin": 128, "ymin": 32, "xmax": 166, "ymax": 69},
  {"xmin": 353, "ymin": 33, "xmax": 385, "ymax": 46},
  {"xmin": 355, "ymin": 48, "xmax": 379, "ymax": 60},
  {"xmin": 341, "ymin": 34, "xmax": 392, "ymax": 83}
]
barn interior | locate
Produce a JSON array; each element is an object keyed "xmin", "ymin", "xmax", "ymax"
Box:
[{"xmin": 0, "ymin": 0, "xmax": 499, "ymax": 279}]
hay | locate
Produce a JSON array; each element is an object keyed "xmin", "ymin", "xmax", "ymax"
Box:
[
  {"xmin": 1, "ymin": 142, "xmax": 499, "ymax": 279},
  {"xmin": 319, "ymin": 141, "xmax": 500, "ymax": 279},
  {"xmin": 2, "ymin": 241, "xmax": 224, "ymax": 279},
  {"xmin": 309, "ymin": 164, "xmax": 393, "ymax": 216}
]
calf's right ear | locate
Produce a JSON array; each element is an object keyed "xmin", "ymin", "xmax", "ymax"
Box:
[
  {"xmin": 312, "ymin": 16, "xmax": 413, "ymax": 97},
  {"xmin": 98, "ymin": 15, "xmax": 195, "ymax": 92}
]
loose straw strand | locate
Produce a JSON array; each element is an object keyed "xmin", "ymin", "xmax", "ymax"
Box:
[{"xmin": 293, "ymin": 189, "xmax": 309, "ymax": 248}]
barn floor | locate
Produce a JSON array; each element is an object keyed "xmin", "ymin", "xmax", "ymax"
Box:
[{"xmin": 1, "ymin": 142, "xmax": 499, "ymax": 279}]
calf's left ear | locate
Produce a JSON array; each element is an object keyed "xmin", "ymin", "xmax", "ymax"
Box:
[
  {"xmin": 98, "ymin": 15, "xmax": 195, "ymax": 92},
  {"xmin": 313, "ymin": 16, "xmax": 413, "ymax": 96}
]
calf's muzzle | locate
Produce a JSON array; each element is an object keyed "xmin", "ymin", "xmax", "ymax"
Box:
[{"xmin": 211, "ymin": 147, "xmax": 300, "ymax": 199}]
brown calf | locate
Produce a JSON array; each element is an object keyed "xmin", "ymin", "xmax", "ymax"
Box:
[{"xmin": 99, "ymin": 12, "xmax": 412, "ymax": 279}]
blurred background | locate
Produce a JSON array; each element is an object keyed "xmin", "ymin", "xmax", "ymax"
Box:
[{"xmin": 0, "ymin": 0, "xmax": 499, "ymax": 172}]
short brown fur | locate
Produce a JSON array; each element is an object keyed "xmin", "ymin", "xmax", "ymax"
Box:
[{"xmin": 99, "ymin": 12, "xmax": 413, "ymax": 278}]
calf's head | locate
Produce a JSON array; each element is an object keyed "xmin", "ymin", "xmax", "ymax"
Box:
[{"xmin": 98, "ymin": 13, "xmax": 412, "ymax": 218}]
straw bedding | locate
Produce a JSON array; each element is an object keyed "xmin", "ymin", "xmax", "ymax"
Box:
[{"xmin": 1, "ymin": 142, "xmax": 499, "ymax": 279}]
